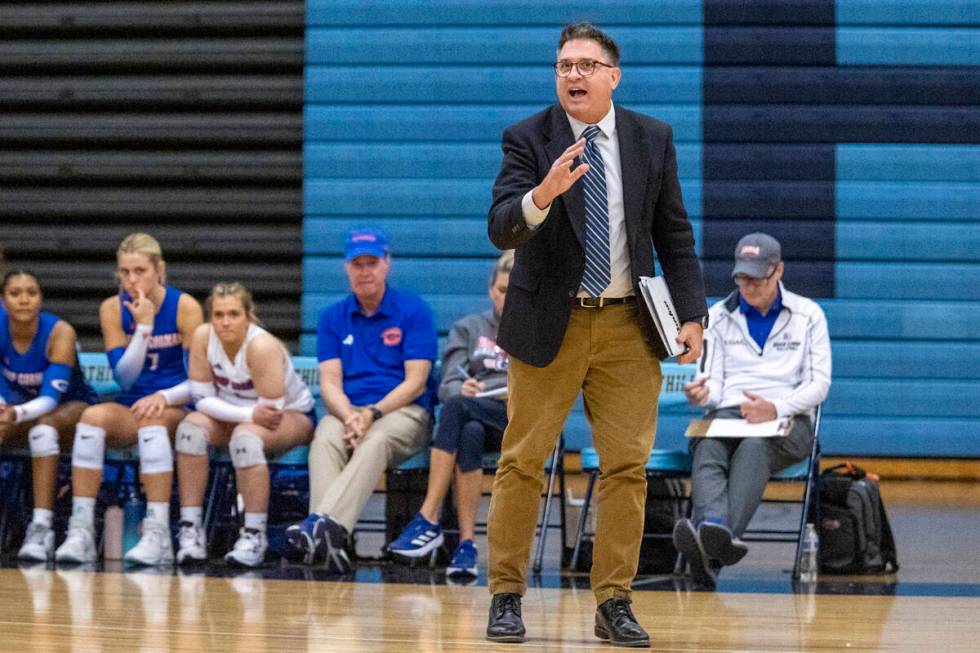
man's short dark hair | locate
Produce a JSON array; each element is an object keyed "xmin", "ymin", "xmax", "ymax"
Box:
[{"xmin": 558, "ymin": 22, "xmax": 620, "ymax": 66}]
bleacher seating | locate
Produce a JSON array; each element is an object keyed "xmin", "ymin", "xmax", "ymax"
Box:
[{"xmin": 303, "ymin": 0, "xmax": 980, "ymax": 459}]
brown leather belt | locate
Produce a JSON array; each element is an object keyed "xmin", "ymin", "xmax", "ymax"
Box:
[{"xmin": 571, "ymin": 296, "xmax": 636, "ymax": 308}]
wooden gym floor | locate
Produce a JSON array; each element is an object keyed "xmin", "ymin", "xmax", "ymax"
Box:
[{"xmin": 2, "ymin": 477, "xmax": 979, "ymax": 652}]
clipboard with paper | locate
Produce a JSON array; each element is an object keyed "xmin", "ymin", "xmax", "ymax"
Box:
[{"xmin": 685, "ymin": 417, "xmax": 793, "ymax": 438}]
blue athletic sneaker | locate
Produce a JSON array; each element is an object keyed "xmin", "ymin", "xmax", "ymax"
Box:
[
  {"xmin": 446, "ymin": 539, "xmax": 478, "ymax": 578},
  {"xmin": 389, "ymin": 513, "xmax": 444, "ymax": 558},
  {"xmin": 285, "ymin": 513, "xmax": 327, "ymax": 566}
]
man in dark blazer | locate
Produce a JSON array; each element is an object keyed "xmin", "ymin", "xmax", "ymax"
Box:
[{"xmin": 485, "ymin": 23, "xmax": 708, "ymax": 647}]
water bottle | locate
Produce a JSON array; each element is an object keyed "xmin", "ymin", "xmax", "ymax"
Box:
[
  {"xmin": 103, "ymin": 506, "xmax": 124, "ymax": 559},
  {"xmin": 122, "ymin": 467, "xmax": 145, "ymax": 553},
  {"xmin": 799, "ymin": 522, "xmax": 819, "ymax": 583}
]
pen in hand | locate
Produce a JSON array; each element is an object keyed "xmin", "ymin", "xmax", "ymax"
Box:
[{"xmin": 456, "ymin": 364, "xmax": 471, "ymax": 379}]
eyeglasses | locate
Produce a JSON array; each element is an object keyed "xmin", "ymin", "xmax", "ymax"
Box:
[
  {"xmin": 553, "ymin": 59, "xmax": 615, "ymax": 77},
  {"xmin": 733, "ymin": 265, "xmax": 779, "ymax": 286}
]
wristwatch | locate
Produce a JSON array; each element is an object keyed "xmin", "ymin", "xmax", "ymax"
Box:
[{"xmin": 368, "ymin": 405, "xmax": 383, "ymax": 421}]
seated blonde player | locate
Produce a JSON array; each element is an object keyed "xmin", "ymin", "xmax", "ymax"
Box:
[
  {"xmin": 175, "ymin": 282, "xmax": 315, "ymax": 567},
  {"xmin": 56, "ymin": 233, "xmax": 203, "ymax": 566}
]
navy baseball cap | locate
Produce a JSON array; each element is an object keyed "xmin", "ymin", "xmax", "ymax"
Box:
[
  {"xmin": 344, "ymin": 227, "xmax": 390, "ymax": 261},
  {"xmin": 732, "ymin": 232, "xmax": 781, "ymax": 278}
]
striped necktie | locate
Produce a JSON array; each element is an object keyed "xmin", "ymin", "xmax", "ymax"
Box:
[{"xmin": 580, "ymin": 125, "xmax": 611, "ymax": 297}]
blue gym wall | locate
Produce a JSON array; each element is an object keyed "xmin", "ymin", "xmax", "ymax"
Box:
[{"xmin": 303, "ymin": 1, "xmax": 980, "ymax": 457}]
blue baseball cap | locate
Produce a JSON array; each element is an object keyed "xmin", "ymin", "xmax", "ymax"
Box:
[{"xmin": 344, "ymin": 227, "xmax": 390, "ymax": 261}]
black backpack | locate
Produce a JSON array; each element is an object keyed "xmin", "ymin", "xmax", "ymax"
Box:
[{"xmin": 817, "ymin": 463, "xmax": 899, "ymax": 574}]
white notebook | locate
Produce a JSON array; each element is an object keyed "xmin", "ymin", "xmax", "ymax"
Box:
[{"xmin": 638, "ymin": 275, "xmax": 684, "ymax": 357}]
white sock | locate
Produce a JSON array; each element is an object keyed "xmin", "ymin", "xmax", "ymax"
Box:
[
  {"xmin": 33, "ymin": 508, "xmax": 54, "ymax": 528},
  {"xmin": 71, "ymin": 496, "xmax": 97, "ymax": 529},
  {"xmin": 180, "ymin": 506, "xmax": 203, "ymax": 528},
  {"xmin": 145, "ymin": 501, "xmax": 170, "ymax": 528},
  {"xmin": 244, "ymin": 512, "xmax": 267, "ymax": 533}
]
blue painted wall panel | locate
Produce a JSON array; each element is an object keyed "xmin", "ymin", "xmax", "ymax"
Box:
[
  {"xmin": 837, "ymin": 223, "xmax": 980, "ymax": 262},
  {"xmin": 836, "ymin": 263, "xmax": 980, "ymax": 299},
  {"xmin": 305, "ymin": 178, "xmax": 702, "ymax": 219},
  {"xmin": 837, "ymin": 182, "xmax": 980, "ymax": 220},
  {"xmin": 305, "ymin": 104, "xmax": 702, "ymax": 143},
  {"xmin": 838, "ymin": 144, "xmax": 980, "ymax": 181},
  {"xmin": 837, "ymin": 0, "xmax": 980, "ymax": 26},
  {"xmin": 304, "ymin": 142, "xmax": 701, "ymax": 180},
  {"xmin": 306, "ymin": 2, "xmax": 980, "ymax": 457},
  {"xmin": 305, "ymin": 66, "xmax": 702, "ymax": 104},
  {"xmin": 838, "ymin": 28, "xmax": 980, "ymax": 65},
  {"xmin": 307, "ymin": 0, "xmax": 704, "ymax": 26},
  {"xmin": 307, "ymin": 26, "xmax": 703, "ymax": 64},
  {"xmin": 832, "ymin": 341, "xmax": 980, "ymax": 379}
]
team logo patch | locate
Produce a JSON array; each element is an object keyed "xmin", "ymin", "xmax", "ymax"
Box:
[
  {"xmin": 52, "ymin": 379, "xmax": 70, "ymax": 393},
  {"xmin": 740, "ymin": 245, "xmax": 760, "ymax": 257},
  {"xmin": 381, "ymin": 327, "xmax": 403, "ymax": 346}
]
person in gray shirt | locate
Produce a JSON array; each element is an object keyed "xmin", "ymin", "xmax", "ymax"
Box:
[{"xmin": 388, "ymin": 251, "xmax": 513, "ymax": 578}]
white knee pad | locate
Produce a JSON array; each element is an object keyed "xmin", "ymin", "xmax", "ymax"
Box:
[
  {"xmin": 138, "ymin": 425, "xmax": 173, "ymax": 474},
  {"xmin": 28, "ymin": 423, "xmax": 59, "ymax": 458},
  {"xmin": 175, "ymin": 420, "xmax": 209, "ymax": 457},
  {"xmin": 71, "ymin": 422, "xmax": 106, "ymax": 470},
  {"xmin": 229, "ymin": 429, "xmax": 266, "ymax": 469}
]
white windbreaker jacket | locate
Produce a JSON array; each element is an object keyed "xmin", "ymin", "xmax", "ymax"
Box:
[{"xmin": 698, "ymin": 283, "xmax": 832, "ymax": 418}]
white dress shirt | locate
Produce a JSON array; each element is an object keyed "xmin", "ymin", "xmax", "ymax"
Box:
[{"xmin": 521, "ymin": 104, "xmax": 632, "ymax": 298}]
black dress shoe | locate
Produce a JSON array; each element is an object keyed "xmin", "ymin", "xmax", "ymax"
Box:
[
  {"xmin": 595, "ymin": 598, "xmax": 650, "ymax": 647},
  {"xmin": 486, "ymin": 592, "xmax": 526, "ymax": 643}
]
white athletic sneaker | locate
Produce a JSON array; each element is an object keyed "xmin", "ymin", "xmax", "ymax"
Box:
[
  {"xmin": 18, "ymin": 521, "xmax": 55, "ymax": 561},
  {"xmin": 124, "ymin": 519, "xmax": 175, "ymax": 566},
  {"xmin": 224, "ymin": 528, "xmax": 267, "ymax": 568},
  {"xmin": 176, "ymin": 521, "xmax": 207, "ymax": 564},
  {"xmin": 55, "ymin": 518, "xmax": 97, "ymax": 564}
]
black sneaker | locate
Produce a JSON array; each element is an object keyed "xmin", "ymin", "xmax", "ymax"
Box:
[
  {"xmin": 486, "ymin": 592, "xmax": 525, "ymax": 643},
  {"xmin": 672, "ymin": 518, "xmax": 717, "ymax": 589}
]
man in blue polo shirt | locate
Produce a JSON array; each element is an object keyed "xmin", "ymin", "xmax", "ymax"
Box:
[
  {"xmin": 672, "ymin": 233, "xmax": 832, "ymax": 588},
  {"xmin": 287, "ymin": 226, "xmax": 437, "ymax": 574}
]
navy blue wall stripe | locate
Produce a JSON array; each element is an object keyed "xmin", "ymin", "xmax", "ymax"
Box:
[
  {"xmin": 704, "ymin": 67, "xmax": 980, "ymax": 105},
  {"xmin": 704, "ymin": 0, "xmax": 835, "ymax": 25},
  {"xmin": 702, "ymin": 2, "xmax": 836, "ymax": 298}
]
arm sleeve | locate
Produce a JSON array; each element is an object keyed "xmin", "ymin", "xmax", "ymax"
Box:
[
  {"xmin": 158, "ymin": 380, "xmax": 191, "ymax": 406},
  {"xmin": 190, "ymin": 380, "xmax": 216, "ymax": 401},
  {"xmin": 39, "ymin": 363, "xmax": 71, "ymax": 401},
  {"xmin": 437, "ymin": 322, "xmax": 470, "ymax": 403},
  {"xmin": 194, "ymin": 396, "xmax": 254, "ymax": 424},
  {"xmin": 771, "ymin": 308, "xmax": 832, "ymax": 418},
  {"xmin": 14, "ymin": 362, "xmax": 72, "ymax": 423},
  {"xmin": 108, "ymin": 323, "xmax": 152, "ymax": 390},
  {"xmin": 14, "ymin": 396, "xmax": 58, "ymax": 424}
]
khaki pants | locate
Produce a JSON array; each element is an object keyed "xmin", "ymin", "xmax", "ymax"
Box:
[
  {"xmin": 487, "ymin": 303, "xmax": 662, "ymax": 604},
  {"xmin": 309, "ymin": 404, "xmax": 431, "ymax": 532}
]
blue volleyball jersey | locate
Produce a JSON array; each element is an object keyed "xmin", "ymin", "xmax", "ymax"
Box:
[
  {"xmin": 0, "ymin": 310, "xmax": 98, "ymax": 405},
  {"xmin": 114, "ymin": 285, "xmax": 187, "ymax": 407}
]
